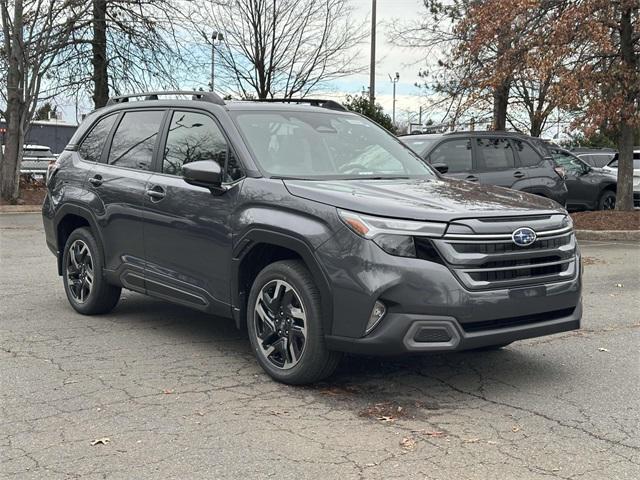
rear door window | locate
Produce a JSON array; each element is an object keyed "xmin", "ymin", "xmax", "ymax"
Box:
[
  {"xmin": 107, "ymin": 110, "xmax": 164, "ymax": 170},
  {"xmin": 429, "ymin": 139, "xmax": 472, "ymax": 173},
  {"xmin": 78, "ymin": 114, "xmax": 118, "ymax": 163},
  {"xmin": 476, "ymin": 138, "xmax": 515, "ymax": 170}
]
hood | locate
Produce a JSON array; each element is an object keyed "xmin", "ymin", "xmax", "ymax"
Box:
[{"xmin": 283, "ymin": 177, "xmax": 564, "ymax": 222}]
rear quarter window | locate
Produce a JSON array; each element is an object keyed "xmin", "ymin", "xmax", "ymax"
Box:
[
  {"xmin": 78, "ymin": 114, "xmax": 118, "ymax": 163},
  {"xmin": 511, "ymin": 139, "xmax": 543, "ymax": 167}
]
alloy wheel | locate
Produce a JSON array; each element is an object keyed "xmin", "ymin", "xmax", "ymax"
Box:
[
  {"xmin": 66, "ymin": 239, "xmax": 94, "ymax": 303},
  {"xmin": 254, "ymin": 279, "xmax": 307, "ymax": 369},
  {"xmin": 602, "ymin": 195, "xmax": 616, "ymax": 210}
]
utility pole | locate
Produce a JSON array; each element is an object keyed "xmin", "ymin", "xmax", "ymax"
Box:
[
  {"xmin": 418, "ymin": 106, "xmax": 422, "ymax": 126},
  {"xmin": 211, "ymin": 31, "xmax": 224, "ymax": 92},
  {"xmin": 389, "ymin": 72, "xmax": 399, "ymax": 125},
  {"xmin": 369, "ymin": 0, "xmax": 376, "ymax": 105}
]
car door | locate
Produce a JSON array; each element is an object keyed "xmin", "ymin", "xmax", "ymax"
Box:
[
  {"xmin": 550, "ymin": 149, "xmax": 596, "ymax": 209},
  {"xmin": 86, "ymin": 109, "xmax": 165, "ymax": 290},
  {"xmin": 142, "ymin": 109, "xmax": 244, "ymax": 315},
  {"xmin": 427, "ymin": 137, "xmax": 475, "ymax": 182},
  {"xmin": 474, "ymin": 137, "xmax": 519, "ymax": 188}
]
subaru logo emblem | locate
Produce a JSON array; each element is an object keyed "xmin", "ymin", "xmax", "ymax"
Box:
[{"xmin": 512, "ymin": 227, "xmax": 537, "ymax": 247}]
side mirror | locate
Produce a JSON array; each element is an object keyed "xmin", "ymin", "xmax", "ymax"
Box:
[
  {"xmin": 182, "ymin": 160, "xmax": 223, "ymax": 191},
  {"xmin": 431, "ymin": 162, "xmax": 449, "ymax": 174}
]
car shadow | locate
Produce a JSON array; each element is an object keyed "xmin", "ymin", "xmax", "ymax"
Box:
[{"xmin": 106, "ymin": 292, "xmax": 572, "ymax": 411}]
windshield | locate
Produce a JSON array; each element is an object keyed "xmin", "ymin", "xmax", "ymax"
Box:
[
  {"xmin": 231, "ymin": 111, "xmax": 435, "ymax": 179},
  {"xmin": 400, "ymin": 137, "xmax": 439, "ymax": 156}
]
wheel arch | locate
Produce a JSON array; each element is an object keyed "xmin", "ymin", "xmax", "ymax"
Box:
[
  {"xmin": 231, "ymin": 229, "xmax": 333, "ymax": 333},
  {"xmin": 54, "ymin": 204, "xmax": 104, "ymax": 276}
]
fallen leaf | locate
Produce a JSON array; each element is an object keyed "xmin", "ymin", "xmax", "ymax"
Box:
[
  {"xmin": 377, "ymin": 415, "xmax": 395, "ymax": 423},
  {"xmin": 512, "ymin": 426, "xmax": 521, "ymax": 433},
  {"xmin": 463, "ymin": 438, "xmax": 480, "ymax": 443},
  {"xmin": 400, "ymin": 436, "xmax": 416, "ymax": 450},
  {"xmin": 598, "ymin": 347, "xmax": 609, "ymax": 352},
  {"xmin": 163, "ymin": 389, "xmax": 174, "ymax": 394},
  {"xmin": 269, "ymin": 410, "xmax": 288, "ymax": 416},
  {"xmin": 91, "ymin": 437, "xmax": 110, "ymax": 446}
]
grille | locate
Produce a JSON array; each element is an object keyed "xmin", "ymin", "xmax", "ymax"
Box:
[{"xmin": 432, "ymin": 224, "xmax": 577, "ymax": 290}]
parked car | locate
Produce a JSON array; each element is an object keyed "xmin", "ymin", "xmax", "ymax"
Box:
[
  {"xmin": 399, "ymin": 132, "xmax": 568, "ymax": 206},
  {"xmin": 603, "ymin": 150, "xmax": 640, "ymax": 207},
  {"xmin": 43, "ymin": 92, "xmax": 582, "ymax": 384},
  {"xmin": 570, "ymin": 148, "xmax": 616, "ymax": 168},
  {"xmin": 544, "ymin": 146, "xmax": 618, "ymax": 211},
  {"xmin": 1, "ymin": 144, "xmax": 56, "ymax": 175}
]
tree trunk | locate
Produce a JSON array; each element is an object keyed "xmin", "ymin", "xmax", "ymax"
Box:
[
  {"xmin": 92, "ymin": 0, "xmax": 109, "ymax": 108},
  {"xmin": 616, "ymin": 122, "xmax": 634, "ymax": 211},
  {"xmin": 0, "ymin": 0, "xmax": 24, "ymax": 203},
  {"xmin": 492, "ymin": 80, "xmax": 510, "ymax": 131},
  {"xmin": 615, "ymin": 5, "xmax": 637, "ymax": 211},
  {"xmin": 530, "ymin": 116, "xmax": 543, "ymax": 137}
]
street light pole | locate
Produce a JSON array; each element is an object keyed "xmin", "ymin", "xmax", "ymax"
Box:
[
  {"xmin": 211, "ymin": 31, "xmax": 224, "ymax": 92},
  {"xmin": 389, "ymin": 72, "xmax": 399, "ymax": 125},
  {"xmin": 369, "ymin": 0, "xmax": 376, "ymax": 105}
]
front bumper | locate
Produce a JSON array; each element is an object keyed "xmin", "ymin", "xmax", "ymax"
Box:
[
  {"xmin": 326, "ymin": 302, "xmax": 581, "ymax": 355},
  {"xmin": 317, "ymin": 226, "xmax": 582, "ymax": 355}
]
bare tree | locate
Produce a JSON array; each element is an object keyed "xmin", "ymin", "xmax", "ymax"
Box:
[
  {"xmin": 1, "ymin": 0, "xmax": 86, "ymax": 202},
  {"xmin": 191, "ymin": 0, "xmax": 365, "ymax": 99},
  {"xmin": 58, "ymin": 0, "xmax": 195, "ymax": 109}
]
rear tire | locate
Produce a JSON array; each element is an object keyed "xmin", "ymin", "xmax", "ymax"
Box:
[
  {"xmin": 598, "ymin": 190, "xmax": 616, "ymax": 210},
  {"xmin": 247, "ymin": 260, "xmax": 341, "ymax": 385},
  {"xmin": 62, "ymin": 227, "xmax": 121, "ymax": 315}
]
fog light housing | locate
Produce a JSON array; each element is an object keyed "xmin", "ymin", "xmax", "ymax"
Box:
[{"xmin": 365, "ymin": 300, "xmax": 386, "ymax": 335}]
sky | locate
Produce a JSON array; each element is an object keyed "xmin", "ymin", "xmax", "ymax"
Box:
[
  {"xmin": 53, "ymin": 0, "xmax": 430, "ymax": 126},
  {"xmin": 324, "ymin": 0, "xmax": 430, "ymax": 124}
]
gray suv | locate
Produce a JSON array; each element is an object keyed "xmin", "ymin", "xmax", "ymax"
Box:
[
  {"xmin": 400, "ymin": 132, "xmax": 568, "ymax": 206},
  {"xmin": 43, "ymin": 92, "xmax": 582, "ymax": 384}
]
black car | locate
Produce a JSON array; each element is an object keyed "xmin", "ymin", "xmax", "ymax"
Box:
[
  {"xmin": 399, "ymin": 132, "xmax": 568, "ymax": 206},
  {"xmin": 42, "ymin": 92, "xmax": 581, "ymax": 384},
  {"xmin": 545, "ymin": 146, "xmax": 618, "ymax": 210}
]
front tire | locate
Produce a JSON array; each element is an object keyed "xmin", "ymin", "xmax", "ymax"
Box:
[
  {"xmin": 247, "ymin": 260, "xmax": 341, "ymax": 385},
  {"xmin": 598, "ymin": 190, "xmax": 616, "ymax": 210},
  {"xmin": 62, "ymin": 227, "xmax": 121, "ymax": 315}
]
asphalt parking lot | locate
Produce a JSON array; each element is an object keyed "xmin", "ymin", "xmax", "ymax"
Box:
[{"xmin": 1, "ymin": 213, "xmax": 638, "ymax": 480}]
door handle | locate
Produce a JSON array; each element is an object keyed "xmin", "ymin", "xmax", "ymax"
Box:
[
  {"xmin": 465, "ymin": 175, "xmax": 479, "ymax": 182},
  {"xmin": 146, "ymin": 186, "xmax": 166, "ymax": 200},
  {"xmin": 88, "ymin": 175, "xmax": 103, "ymax": 187},
  {"xmin": 513, "ymin": 171, "xmax": 525, "ymax": 178}
]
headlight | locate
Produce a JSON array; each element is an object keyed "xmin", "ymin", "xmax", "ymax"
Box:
[{"xmin": 338, "ymin": 210, "xmax": 446, "ymax": 257}]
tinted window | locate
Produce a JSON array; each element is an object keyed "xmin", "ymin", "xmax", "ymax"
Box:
[
  {"xmin": 476, "ymin": 138, "xmax": 515, "ymax": 170},
  {"xmin": 429, "ymin": 139, "xmax": 472, "ymax": 173},
  {"xmin": 163, "ymin": 111, "xmax": 237, "ymax": 179},
  {"xmin": 79, "ymin": 114, "xmax": 117, "ymax": 162},
  {"xmin": 512, "ymin": 139, "xmax": 543, "ymax": 167},
  {"xmin": 107, "ymin": 111, "xmax": 164, "ymax": 170}
]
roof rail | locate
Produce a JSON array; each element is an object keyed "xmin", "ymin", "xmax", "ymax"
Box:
[
  {"xmin": 254, "ymin": 98, "xmax": 347, "ymax": 112},
  {"xmin": 106, "ymin": 90, "xmax": 225, "ymax": 106}
]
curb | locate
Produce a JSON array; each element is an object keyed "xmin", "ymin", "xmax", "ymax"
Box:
[
  {"xmin": 0, "ymin": 205, "xmax": 41, "ymax": 214},
  {"xmin": 575, "ymin": 229, "xmax": 640, "ymax": 242}
]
